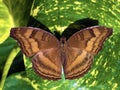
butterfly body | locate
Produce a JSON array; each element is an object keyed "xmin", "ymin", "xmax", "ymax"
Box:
[{"xmin": 10, "ymin": 26, "xmax": 112, "ymax": 80}]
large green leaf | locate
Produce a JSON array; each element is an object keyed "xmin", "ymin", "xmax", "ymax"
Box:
[
  {"xmin": 0, "ymin": 0, "xmax": 13, "ymax": 43},
  {"xmin": 0, "ymin": 0, "xmax": 120, "ymax": 90},
  {"xmin": 31, "ymin": 0, "xmax": 120, "ymax": 33},
  {"xmin": 3, "ymin": 72, "xmax": 35, "ymax": 90},
  {"xmin": 0, "ymin": 0, "xmax": 33, "ymax": 90}
]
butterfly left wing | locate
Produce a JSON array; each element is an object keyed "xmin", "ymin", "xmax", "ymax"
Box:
[
  {"xmin": 10, "ymin": 27, "xmax": 59, "ymax": 57},
  {"xmin": 10, "ymin": 27, "xmax": 62, "ymax": 80},
  {"xmin": 64, "ymin": 26, "xmax": 113, "ymax": 79}
]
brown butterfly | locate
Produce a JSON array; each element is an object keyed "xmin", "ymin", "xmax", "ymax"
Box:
[{"xmin": 10, "ymin": 26, "xmax": 112, "ymax": 80}]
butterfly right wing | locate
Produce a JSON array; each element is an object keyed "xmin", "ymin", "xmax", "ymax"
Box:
[
  {"xmin": 66, "ymin": 26, "xmax": 113, "ymax": 55},
  {"xmin": 64, "ymin": 26, "xmax": 112, "ymax": 79}
]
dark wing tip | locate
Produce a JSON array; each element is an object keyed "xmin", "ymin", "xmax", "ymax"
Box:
[
  {"xmin": 10, "ymin": 28, "xmax": 15, "ymax": 37},
  {"xmin": 107, "ymin": 27, "xmax": 113, "ymax": 36},
  {"xmin": 10, "ymin": 27, "xmax": 21, "ymax": 39}
]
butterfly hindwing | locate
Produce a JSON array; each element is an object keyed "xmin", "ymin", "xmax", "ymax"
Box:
[
  {"xmin": 63, "ymin": 47, "xmax": 93, "ymax": 79},
  {"xmin": 32, "ymin": 48, "xmax": 62, "ymax": 80}
]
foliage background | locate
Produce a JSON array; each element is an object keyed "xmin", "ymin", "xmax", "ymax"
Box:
[{"xmin": 0, "ymin": 0, "xmax": 120, "ymax": 90}]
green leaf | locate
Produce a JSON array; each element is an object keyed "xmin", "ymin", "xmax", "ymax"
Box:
[
  {"xmin": 0, "ymin": 38, "xmax": 16, "ymax": 74},
  {"xmin": 1, "ymin": 0, "xmax": 120, "ymax": 90},
  {"xmin": 0, "ymin": 0, "xmax": 33, "ymax": 90},
  {"xmin": 0, "ymin": 0, "xmax": 14, "ymax": 43},
  {"xmin": 0, "ymin": 45, "xmax": 20, "ymax": 90},
  {"xmin": 31, "ymin": 0, "xmax": 120, "ymax": 33},
  {"xmin": 3, "ymin": 72, "xmax": 35, "ymax": 90},
  {"xmin": 3, "ymin": 0, "xmax": 33, "ymax": 26}
]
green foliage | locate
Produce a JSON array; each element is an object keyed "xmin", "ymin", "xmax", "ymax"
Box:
[
  {"xmin": 0, "ymin": 0, "xmax": 120, "ymax": 90},
  {"xmin": 0, "ymin": 0, "xmax": 13, "ymax": 44},
  {"xmin": 3, "ymin": 72, "xmax": 35, "ymax": 90}
]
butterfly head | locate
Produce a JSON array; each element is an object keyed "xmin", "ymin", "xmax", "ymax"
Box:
[{"xmin": 60, "ymin": 37, "xmax": 67, "ymax": 44}]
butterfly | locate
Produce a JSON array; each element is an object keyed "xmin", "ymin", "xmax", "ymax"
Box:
[{"xmin": 10, "ymin": 26, "xmax": 112, "ymax": 80}]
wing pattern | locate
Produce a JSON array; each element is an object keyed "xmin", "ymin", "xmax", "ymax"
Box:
[{"xmin": 10, "ymin": 26, "xmax": 113, "ymax": 80}]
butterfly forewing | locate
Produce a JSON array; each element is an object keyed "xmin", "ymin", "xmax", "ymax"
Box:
[
  {"xmin": 10, "ymin": 27, "xmax": 59, "ymax": 57},
  {"xmin": 67, "ymin": 26, "xmax": 113, "ymax": 55},
  {"xmin": 64, "ymin": 26, "xmax": 112, "ymax": 79},
  {"xmin": 10, "ymin": 27, "xmax": 62, "ymax": 80}
]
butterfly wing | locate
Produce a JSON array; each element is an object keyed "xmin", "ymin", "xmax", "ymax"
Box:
[
  {"xmin": 64, "ymin": 26, "xmax": 113, "ymax": 79},
  {"xmin": 10, "ymin": 27, "xmax": 59, "ymax": 57},
  {"xmin": 64, "ymin": 47, "xmax": 94, "ymax": 79},
  {"xmin": 32, "ymin": 48, "xmax": 62, "ymax": 80},
  {"xmin": 10, "ymin": 27, "xmax": 62, "ymax": 80}
]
